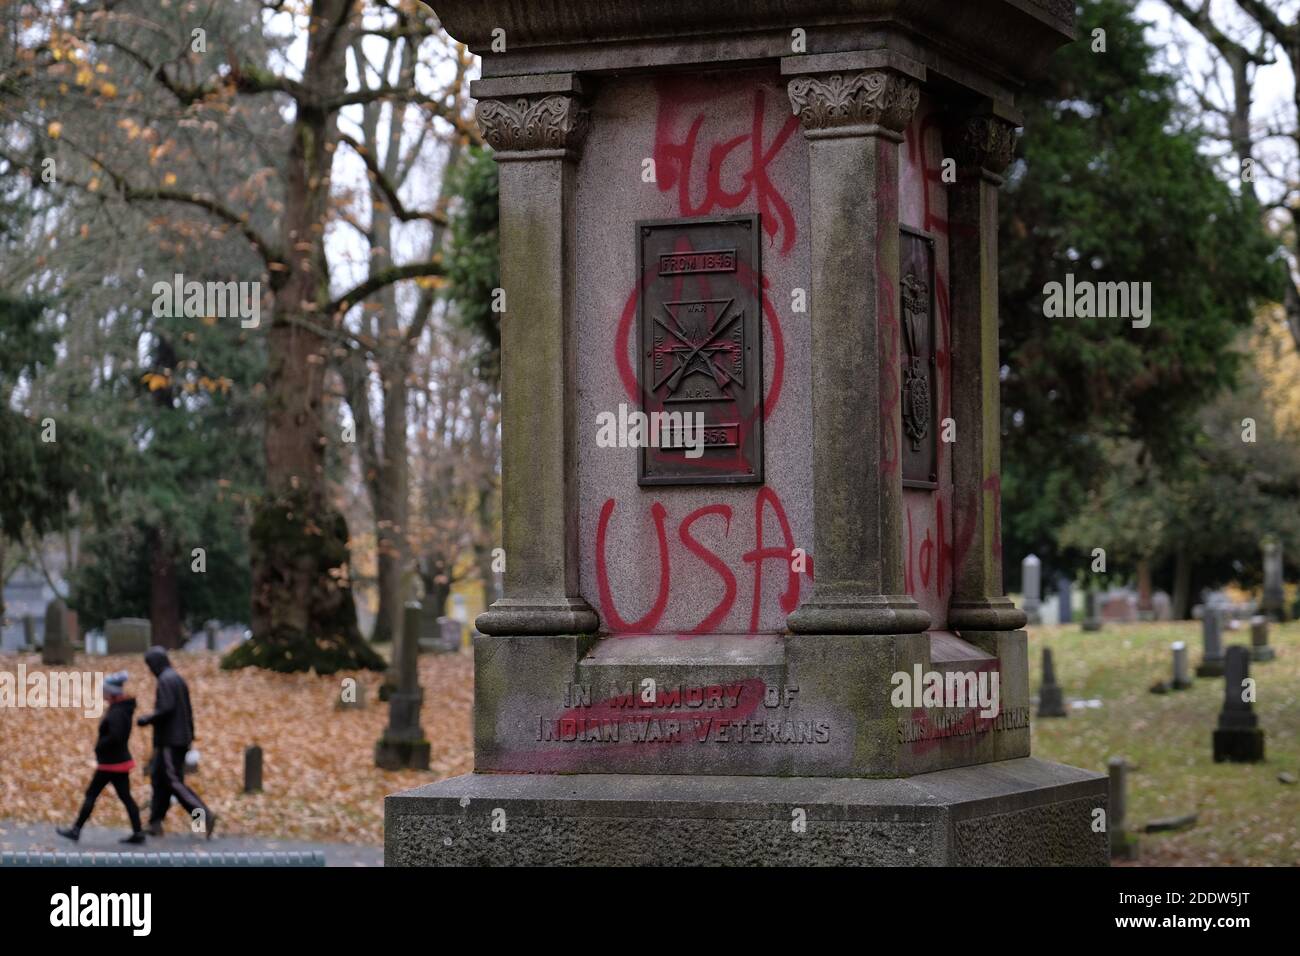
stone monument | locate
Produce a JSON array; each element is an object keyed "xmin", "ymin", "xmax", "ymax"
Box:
[
  {"xmin": 1195, "ymin": 605, "xmax": 1225, "ymax": 678},
  {"xmin": 1171, "ymin": 641, "xmax": 1193, "ymax": 690},
  {"xmin": 388, "ymin": 0, "xmax": 1105, "ymax": 866},
  {"xmin": 1260, "ymin": 537, "xmax": 1287, "ymax": 622},
  {"xmin": 104, "ymin": 618, "xmax": 151, "ymax": 655},
  {"xmin": 375, "ymin": 603, "xmax": 431, "ymax": 770},
  {"xmin": 41, "ymin": 598, "xmax": 73, "ymax": 666},
  {"xmin": 1022, "ymin": 554, "xmax": 1042, "ymax": 625},
  {"xmin": 1081, "ymin": 588, "xmax": 1102, "ymax": 632},
  {"xmin": 1249, "ymin": 615, "xmax": 1275, "ymax": 663},
  {"xmin": 1057, "ymin": 575, "xmax": 1073, "ymax": 624},
  {"xmin": 1212, "ymin": 646, "xmax": 1264, "ymax": 763},
  {"xmin": 1036, "ymin": 647, "xmax": 1067, "ymax": 718},
  {"xmin": 1107, "ymin": 756, "xmax": 1137, "ymax": 861}
]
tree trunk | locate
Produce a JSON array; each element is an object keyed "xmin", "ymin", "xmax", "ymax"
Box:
[
  {"xmin": 1135, "ymin": 557, "xmax": 1153, "ymax": 617},
  {"xmin": 1172, "ymin": 549, "xmax": 1193, "ymax": 620},
  {"xmin": 148, "ymin": 528, "xmax": 182, "ymax": 649},
  {"xmin": 227, "ymin": 0, "xmax": 382, "ymax": 674},
  {"xmin": 373, "ymin": 356, "xmax": 409, "ymax": 643}
]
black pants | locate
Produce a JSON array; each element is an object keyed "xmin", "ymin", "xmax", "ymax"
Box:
[
  {"xmin": 148, "ymin": 746, "xmax": 211, "ymax": 827},
  {"xmin": 74, "ymin": 770, "xmax": 143, "ymax": 833}
]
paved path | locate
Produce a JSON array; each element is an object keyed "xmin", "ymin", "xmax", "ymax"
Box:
[{"xmin": 0, "ymin": 819, "xmax": 382, "ymax": 867}]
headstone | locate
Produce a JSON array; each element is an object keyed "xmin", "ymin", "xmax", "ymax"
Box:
[
  {"xmin": 386, "ymin": 0, "xmax": 1102, "ymax": 867},
  {"xmin": 1107, "ymin": 757, "xmax": 1137, "ymax": 860},
  {"xmin": 1260, "ymin": 537, "xmax": 1286, "ymax": 621},
  {"xmin": 1249, "ymin": 615, "xmax": 1275, "ymax": 662},
  {"xmin": 1057, "ymin": 576, "xmax": 1073, "ymax": 624},
  {"xmin": 243, "ymin": 746, "xmax": 263, "ymax": 794},
  {"xmin": 1151, "ymin": 590, "xmax": 1172, "ymax": 621},
  {"xmin": 1171, "ymin": 641, "xmax": 1192, "ymax": 690},
  {"xmin": 1195, "ymin": 606, "xmax": 1225, "ymax": 677},
  {"xmin": 22, "ymin": 614, "xmax": 36, "ymax": 650},
  {"xmin": 1099, "ymin": 588, "xmax": 1137, "ymax": 624},
  {"xmin": 1022, "ymin": 554, "xmax": 1042, "ymax": 625},
  {"xmin": 1036, "ymin": 647, "xmax": 1067, "ymax": 718},
  {"xmin": 104, "ymin": 618, "xmax": 151, "ymax": 655},
  {"xmin": 375, "ymin": 602, "xmax": 431, "ymax": 770},
  {"xmin": 41, "ymin": 598, "xmax": 73, "ymax": 665},
  {"xmin": 1081, "ymin": 589, "xmax": 1102, "ymax": 632},
  {"xmin": 1212, "ymin": 646, "xmax": 1264, "ymax": 763},
  {"xmin": 436, "ymin": 616, "xmax": 461, "ymax": 653},
  {"xmin": 205, "ymin": 621, "xmax": 218, "ymax": 652}
]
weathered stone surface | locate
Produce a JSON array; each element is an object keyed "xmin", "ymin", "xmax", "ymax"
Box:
[
  {"xmin": 376, "ymin": 603, "xmax": 430, "ymax": 770},
  {"xmin": 104, "ymin": 617, "xmax": 151, "ymax": 655},
  {"xmin": 1171, "ymin": 640, "xmax": 1192, "ymax": 690},
  {"xmin": 1249, "ymin": 615, "xmax": 1275, "ymax": 662},
  {"xmin": 471, "ymin": 630, "xmax": 1030, "ymax": 778},
  {"xmin": 1196, "ymin": 607, "xmax": 1225, "ymax": 677},
  {"xmin": 386, "ymin": 757, "xmax": 1106, "ymax": 866},
  {"xmin": 1213, "ymin": 645, "xmax": 1264, "ymax": 763},
  {"xmin": 1036, "ymin": 647, "xmax": 1066, "ymax": 718},
  {"xmin": 41, "ymin": 599, "xmax": 73, "ymax": 666}
]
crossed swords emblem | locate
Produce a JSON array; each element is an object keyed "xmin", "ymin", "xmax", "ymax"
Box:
[{"xmin": 652, "ymin": 298, "xmax": 743, "ymax": 397}]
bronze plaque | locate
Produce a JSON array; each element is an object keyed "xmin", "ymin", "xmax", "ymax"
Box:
[
  {"xmin": 900, "ymin": 227, "xmax": 937, "ymax": 488},
  {"xmin": 637, "ymin": 215, "xmax": 763, "ymax": 485}
]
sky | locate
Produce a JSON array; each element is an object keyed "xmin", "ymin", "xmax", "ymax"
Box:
[{"xmin": 1138, "ymin": 0, "xmax": 1297, "ymax": 205}]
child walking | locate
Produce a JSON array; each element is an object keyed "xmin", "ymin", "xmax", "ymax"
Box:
[{"xmin": 57, "ymin": 670, "xmax": 146, "ymax": 844}]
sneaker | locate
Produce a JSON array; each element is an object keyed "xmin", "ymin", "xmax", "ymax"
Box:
[
  {"xmin": 145, "ymin": 822, "xmax": 164, "ymax": 837},
  {"xmin": 56, "ymin": 826, "xmax": 80, "ymax": 842},
  {"xmin": 205, "ymin": 812, "xmax": 219, "ymax": 840},
  {"xmin": 120, "ymin": 832, "xmax": 146, "ymax": 845}
]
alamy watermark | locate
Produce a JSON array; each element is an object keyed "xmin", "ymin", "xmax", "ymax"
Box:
[
  {"xmin": 890, "ymin": 664, "xmax": 1000, "ymax": 719},
  {"xmin": 1042, "ymin": 273, "xmax": 1151, "ymax": 329},
  {"xmin": 152, "ymin": 273, "xmax": 260, "ymax": 328},
  {"xmin": 595, "ymin": 403, "xmax": 706, "ymax": 458},
  {"xmin": 0, "ymin": 665, "xmax": 104, "ymax": 718}
]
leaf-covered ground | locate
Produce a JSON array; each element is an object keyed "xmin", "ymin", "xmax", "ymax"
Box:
[
  {"xmin": 0, "ymin": 649, "xmax": 472, "ymax": 845},
  {"xmin": 1030, "ymin": 620, "xmax": 1300, "ymax": 866}
]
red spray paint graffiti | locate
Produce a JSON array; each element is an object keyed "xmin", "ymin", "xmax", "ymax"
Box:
[
  {"xmin": 594, "ymin": 490, "xmax": 811, "ymax": 636},
  {"xmin": 653, "ymin": 79, "xmax": 801, "ymax": 256}
]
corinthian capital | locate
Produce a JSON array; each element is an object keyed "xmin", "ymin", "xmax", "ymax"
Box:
[
  {"xmin": 943, "ymin": 114, "xmax": 1019, "ymax": 182},
  {"xmin": 475, "ymin": 92, "xmax": 590, "ymax": 160},
  {"xmin": 786, "ymin": 70, "xmax": 920, "ymax": 140}
]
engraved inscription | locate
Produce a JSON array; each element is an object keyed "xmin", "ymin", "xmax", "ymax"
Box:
[
  {"xmin": 659, "ymin": 249, "xmax": 736, "ymax": 275},
  {"xmin": 538, "ymin": 681, "xmax": 830, "ymax": 744},
  {"xmin": 897, "ymin": 705, "xmax": 1030, "ymax": 743}
]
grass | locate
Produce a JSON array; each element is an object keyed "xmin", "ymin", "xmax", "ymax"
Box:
[{"xmin": 1028, "ymin": 619, "xmax": 1300, "ymax": 865}]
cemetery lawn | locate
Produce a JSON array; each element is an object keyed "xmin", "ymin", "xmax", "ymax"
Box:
[
  {"xmin": 1029, "ymin": 620, "xmax": 1300, "ymax": 866},
  {"xmin": 0, "ymin": 651, "xmax": 472, "ymax": 845}
]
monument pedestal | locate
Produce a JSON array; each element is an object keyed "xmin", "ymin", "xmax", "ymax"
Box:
[
  {"xmin": 399, "ymin": 0, "xmax": 1083, "ymax": 868},
  {"xmin": 386, "ymin": 757, "xmax": 1107, "ymax": 866}
]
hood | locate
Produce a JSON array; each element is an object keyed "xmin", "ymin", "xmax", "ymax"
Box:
[{"xmin": 145, "ymin": 646, "xmax": 171, "ymax": 676}]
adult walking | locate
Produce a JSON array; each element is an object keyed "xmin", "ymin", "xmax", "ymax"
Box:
[{"xmin": 137, "ymin": 646, "xmax": 218, "ymax": 838}]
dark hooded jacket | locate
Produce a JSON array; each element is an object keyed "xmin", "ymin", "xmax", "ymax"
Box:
[
  {"xmin": 95, "ymin": 696, "xmax": 137, "ymax": 765},
  {"xmin": 139, "ymin": 647, "xmax": 196, "ymax": 748}
]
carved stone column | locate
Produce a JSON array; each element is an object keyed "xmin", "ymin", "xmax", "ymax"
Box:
[
  {"xmin": 944, "ymin": 106, "xmax": 1026, "ymax": 631},
  {"xmin": 782, "ymin": 54, "xmax": 929, "ymax": 635},
  {"xmin": 473, "ymin": 74, "xmax": 598, "ymax": 636}
]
